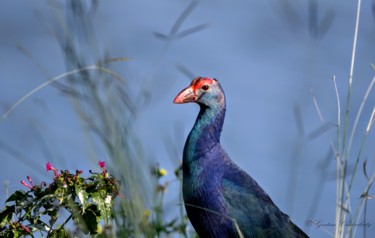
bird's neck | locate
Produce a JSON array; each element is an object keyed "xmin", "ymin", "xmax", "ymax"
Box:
[{"xmin": 184, "ymin": 102, "xmax": 226, "ymax": 162}]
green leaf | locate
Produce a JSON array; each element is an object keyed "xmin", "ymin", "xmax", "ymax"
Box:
[
  {"xmin": 75, "ymin": 185, "xmax": 89, "ymax": 212},
  {"xmin": 48, "ymin": 228, "xmax": 69, "ymax": 238},
  {"xmin": 83, "ymin": 205, "xmax": 100, "ymax": 235},
  {"xmin": 0, "ymin": 205, "xmax": 15, "ymax": 227},
  {"xmin": 72, "ymin": 204, "xmax": 100, "ymax": 235},
  {"xmin": 11, "ymin": 229, "xmax": 22, "ymax": 238},
  {"xmin": 6, "ymin": 191, "xmax": 28, "ymax": 203},
  {"xmin": 92, "ymin": 192, "xmax": 112, "ymax": 224}
]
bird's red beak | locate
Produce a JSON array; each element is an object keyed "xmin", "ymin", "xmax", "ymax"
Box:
[{"xmin": 173, "ymin": 86, "xmax": 196, "ymax": 104}]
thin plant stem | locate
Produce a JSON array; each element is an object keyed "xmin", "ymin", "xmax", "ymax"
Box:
[
  {"xmin": 183, "ymin": 203, "xmax": 244, "ymax": 238},
  {"xmin": 333, "ymin": 75, "xmax": 343, "ymax": 238},
  {"xmin": 2, "ymin": 65, "xmax": 125, "ymax": 120},
  {"xmin": 347, "ymin": 76, "xmax": 375, "ymax": 159},
  {"xmin": 347, "ymin": 106, "xmax": 375, "ymax": 196},
  {"xmin": 336, "ymin": 1, "xmax": 362, "ymax": 237},
  {"xmin": 342, "ymin": 0, "xmax": 362, "ymax": 152},
  {"xmin": 309, "ymin": 85, "xmax": 337, "ymax": 154},
  {"xmin": 346, "ymin": 174, "xmax": 375, "ymax": 238},
  {"xmin": 342, "ymin": 79, "xmax": 375, "ymax": 237}
]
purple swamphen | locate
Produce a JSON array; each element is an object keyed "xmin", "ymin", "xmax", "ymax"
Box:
[{"xmin": 173, "ymin": 77, "xmax": 308, "ymax": 238}]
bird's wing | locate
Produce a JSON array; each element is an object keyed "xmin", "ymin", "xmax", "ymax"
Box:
[{"xmin": 221, "ymin": 161, "xmax": 308, "ymax": 237}]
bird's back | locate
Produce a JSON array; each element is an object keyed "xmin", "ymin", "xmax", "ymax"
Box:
[{"xmin": 221, "ymin": 158, "xmax": 308, "ymax": 238}]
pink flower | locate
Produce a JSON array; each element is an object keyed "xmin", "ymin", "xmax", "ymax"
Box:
[
  {"xmin": 98, "ymin": 161, "xmax": 106, "ymax": 168},
  {"xmin": 46, "ymin": 162, "xmax": 56, "ymax": 172},
  {"xmin": 26, "ymin": 176, "xmax": 33, "ymax": 186},
  {"xmin": 46, "ymin": 162, "xmax": 59, "ymax": 177},
  {"xmin": 21, "ymin": 180, "xmax": 33, "ymax": 189},
  {"xmin": 98, "ymin": 161, "xmax": 108, "ymax": 177},
  {"xmin": 20, "ymin": 223, "xmax": 30, "ymax": 233}
]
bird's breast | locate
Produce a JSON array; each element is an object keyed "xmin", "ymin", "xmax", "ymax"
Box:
[
  {"xmin": 182, "ymin": 158, "xmax": 228, "ymax": 218},
  {"xmin": 182, "ymin": 168, "xmax": 236, "ymax": 238}
]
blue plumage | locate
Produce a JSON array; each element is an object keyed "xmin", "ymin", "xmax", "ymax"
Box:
[{"xmin": 174, "ymin": 77, "xmax": 308, "ymax": 238}]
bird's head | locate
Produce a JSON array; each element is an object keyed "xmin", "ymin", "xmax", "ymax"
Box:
[{"xmin": 173, "ymin": 77, "xmax": 225, "ymax": 108}]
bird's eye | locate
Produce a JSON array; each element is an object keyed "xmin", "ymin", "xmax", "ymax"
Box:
[{"xmin": 201, "ymin": 85, "xmax": 209, "ymax": 91}]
